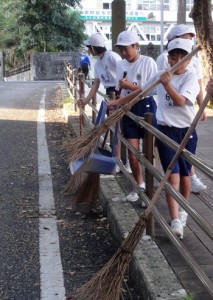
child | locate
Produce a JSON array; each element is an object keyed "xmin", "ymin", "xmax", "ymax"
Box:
[
  {"xmin": 109, "ymin": 38, "xmax": 200, "ymax": 239},
  {"xmin": 77, "ymin": 33, "xmax": 122, "ymax": 172},
  {"xmin": 78, "ymin": 53, "xmax": 91, "ymax": 80},
  {"xmin": 156, "ymin": 24, "xmax": 207, "ymax": 193},
  {"xmin": 78, "ymin": 33, "xmax": 121, "ymax": 105},
  {"xmin": 114, "ymin": 30, "xmax": 157, "ymax": 205}
]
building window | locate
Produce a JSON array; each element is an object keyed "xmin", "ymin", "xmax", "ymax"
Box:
[
  {"xmin": 103, "ymin": 3, "xmax": 110, "ymax": 9},
  {"xmin": 186, "ymin": 0, "xmax": 194, "ymax": 11},
  {"xmin": 141, "ymin": 0, "xmax": 170, "ymax": 11}
]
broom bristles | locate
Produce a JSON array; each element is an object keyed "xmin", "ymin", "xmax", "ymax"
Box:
[
  {"xmin": 67, "ymin": 109, "xmax": 125, "ymax": 163},
  {"xmin": 75, "ymin": 213, "xmax": 148, "ymax": 300},
  {"xmin": 65, "ymin": 173, "xmax": 100, "ymax": 214}
]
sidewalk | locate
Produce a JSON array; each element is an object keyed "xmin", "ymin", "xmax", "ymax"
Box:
[{"xmin": 62, "ymin": 83, "xmax": 213, "ymax": 300}]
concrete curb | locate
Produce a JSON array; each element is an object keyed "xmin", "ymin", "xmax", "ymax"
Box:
[{"xmin": 61, "ymin": 86, "xmax": 187, "ymax": 300}]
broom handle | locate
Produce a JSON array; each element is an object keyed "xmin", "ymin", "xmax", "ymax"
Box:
[
  {"xmin": 79, "ymin": 104, "xmax": 83, "ymax": 136},
  {"xmin": 145, "ymin": 92, "xmax": 211, "ymax": 216},
  {"xmin": 122, "ymin": 46, "xmax": 202, "ymax": 111}
]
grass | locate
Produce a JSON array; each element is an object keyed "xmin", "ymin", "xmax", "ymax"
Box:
[{"xmin": 184, "ymin": 295, "xmax": 193, "ymax": 300}]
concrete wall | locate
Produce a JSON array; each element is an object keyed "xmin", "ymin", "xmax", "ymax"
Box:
[
  {"xmin": 5, "ymin": 70, "xmax": 31, "ymax": 81},
  {"xmin": 31, "ymin": 52, "xmax": 80, "ymax": 81}
]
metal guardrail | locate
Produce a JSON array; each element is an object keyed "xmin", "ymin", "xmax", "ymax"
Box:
[{"xmin": 64, "ymin": 61, "xmax": 213, "ymax": 297}]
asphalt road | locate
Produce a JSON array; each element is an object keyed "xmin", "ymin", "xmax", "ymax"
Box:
[{"xmin": 0, "ymin": 81, "xmax": 138, "ymax": 300}]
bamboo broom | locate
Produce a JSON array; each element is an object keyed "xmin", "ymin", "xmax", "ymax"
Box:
[
  {"xmin": 67, "ymin": 46, "xmax": 201, "ymax": 164},
  {"xmin": 73, "ymin": 89, "xmax": 212, "ymax": 300}
]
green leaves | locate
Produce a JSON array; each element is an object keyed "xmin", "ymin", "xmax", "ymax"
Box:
[{"xmin": 0, "ymin": 0, "xmax": 86, "ymax": 66}]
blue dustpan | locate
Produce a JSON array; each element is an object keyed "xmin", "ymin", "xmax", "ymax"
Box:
[{"xmin": 69, "ymin": 101, "xmax": 117, "ymax": 175}]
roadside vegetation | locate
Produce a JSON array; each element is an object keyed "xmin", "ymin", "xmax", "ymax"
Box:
[{"xmin": 0, "ymin": 0, "xmax": 86, "ymax": 68}]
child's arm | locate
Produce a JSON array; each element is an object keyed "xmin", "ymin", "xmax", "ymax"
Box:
[
  {"xmin": 119, "ymin": 77, "xmax": 141, "ymax": 92},
  {"xmin": 77, "ymin": 78, "xmax": 100, "ymax": 106},
  {"xmin": 107, "ymin": 88, "xmax": 142, "ymax": 108},
  {"xmin": 160, "ymin": 71, "xmax": 188, "ymax": 106}
]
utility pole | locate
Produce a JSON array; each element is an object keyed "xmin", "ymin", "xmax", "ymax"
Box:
[
  {"xmin": 160, "ymin": 0, "xmax": 164, "ymax": 53},
  {"xmin": 177, "ymin": 0, "xmax": 186, "ymax": 24},
  {"xmin": 0, "ymin": 51, "xmax": 4, "ymax": 81},
  {"xmin": 111, "ymin": 0, "xmax": 126, "ymax": 53}
]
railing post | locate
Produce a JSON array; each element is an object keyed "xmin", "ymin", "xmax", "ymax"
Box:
[
  {"xmin": 71, "ymin": 67, "xmax": 75, "ymax": 101},
  {"xmin": 74, "ymin": 69, "xmax": 78, "ymax": 111},
  {"xmin": 92, "ymin": 79, "xmax": 97, "ymax": 124},
  {"xmin": 143, "ymin": 112, "xmax": 155, "ymax": 236},
  {"xmin": 108, "ymin": 92, "xmax": 116, "ymax": 148},
  {"xmin": 78, "ymin": 72, "xmax": 85, "ymax": 126}
]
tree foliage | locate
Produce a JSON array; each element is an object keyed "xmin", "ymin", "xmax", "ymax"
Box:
[{"xmin": 0, "ymin": 0, "xmax": 86, "ymax": 66}]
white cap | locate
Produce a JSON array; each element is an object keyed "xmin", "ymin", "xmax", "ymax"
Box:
[
  {"xmin": 83, "ymin": 33, "xmax": 105, "ymax": 47},
  {"xmin": 167, "ymin": 24, "xmax": 195, "ymax": 41},
  {"xmin": 167, "ymin": 38, "xmax": 193, "ymax": 53},
  {"xmin": 115, "ymin": 31, "xmax": 139, "ymax": 46}
]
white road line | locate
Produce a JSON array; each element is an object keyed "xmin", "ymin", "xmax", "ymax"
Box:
[{"xmin": 37, "ymin": 90, "xmax": 66, "ymax": 299}]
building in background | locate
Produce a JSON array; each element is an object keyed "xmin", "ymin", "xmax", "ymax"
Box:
[{"xmin": 78, "ymin": 0, "xmax": 195, "ymax": 50}]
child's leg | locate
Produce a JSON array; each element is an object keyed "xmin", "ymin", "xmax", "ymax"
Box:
[
  {"xmin": 180, "ymin": 175, "xmax": 191, "ymax": 200},
  {"xmin": 166, "ymin": 173, "xmax": 180, "ymax": 220},
  {"xmin": 128, "ymin": 138, "xmax": 144, "ymax": 185}
]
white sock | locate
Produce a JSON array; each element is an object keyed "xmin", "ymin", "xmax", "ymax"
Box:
[{"xmin": 190, "ymin": 174, "xmax": 197, "ymax": 180}]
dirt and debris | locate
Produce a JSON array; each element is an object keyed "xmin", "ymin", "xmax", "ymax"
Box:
[{"xmin": 45, "ymin": 87, "xmax": 140, "ymax": 299}]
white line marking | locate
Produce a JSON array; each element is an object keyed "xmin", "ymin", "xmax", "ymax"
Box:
[{"xmin": 37, "ymin": 90, "xmax": 66, "ymax": 299}]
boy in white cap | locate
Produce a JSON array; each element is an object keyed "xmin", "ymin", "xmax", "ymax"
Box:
[
  {"xmin": 114, "ymin": 30, "xmax": 157, "ymax": 205},
  {"xmin": 109, "ymin": 38, "xmax": 200, "ymax": 239},
  {"xmin": 78, "ymin": 33, "xmax": 121, "ymax": 105},
  {"xmin": 156, "ymin": 24, "xmax": 207, "ymax": 194},
  {"xmin": 78, "ymin": 33, "xmax": 122, "ymax": 173}
]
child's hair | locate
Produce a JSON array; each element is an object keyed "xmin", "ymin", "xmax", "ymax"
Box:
[
  {"xmin": 168, "ymin": 48, "xmax": 188, "ymax": 56},
  {"xmin": 87, "ymin": 45, "xmax": 107, "ymax": 54}
]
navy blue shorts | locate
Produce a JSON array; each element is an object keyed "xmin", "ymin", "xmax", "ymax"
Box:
[
  {"xmin": 157, "ymin": 125, "xmax": 198, "ymax": 176},
  {"xmin": 122, "ymin": 96, "xmax": 157, "ymax": 139}
]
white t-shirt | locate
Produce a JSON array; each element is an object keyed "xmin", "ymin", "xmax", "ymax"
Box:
[
  {"xmin": 116, "ymin": 55, "xmax": 157, "ymax": 97},
  {"xmin": 143, "ymin": 70, "xmax": 200, "ymax": 128},
  {"xmin": 156, "ymin": 51, "xmax": 202, "ymax": 80},
  {"xmin": 94, "ymin": 51, "xmax": 121, "ymax": 88}
]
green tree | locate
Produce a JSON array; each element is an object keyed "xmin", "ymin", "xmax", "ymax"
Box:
[{"xmin": 0, "ymin": 0, "xmax": 86, "ymax": 66}]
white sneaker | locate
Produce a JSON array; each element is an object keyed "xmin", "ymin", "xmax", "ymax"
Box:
[
  {"xmin": 126, "ymin": 190, "xmax": 139, "ymax": 202},
  {"xmin": 126, "ymin": 184, "xmax": 146, "ymax": 203},
  {"xmin": 191, "ymin": 176, "xmax": 206, "ymax": 193},
  {"xmin": 179, "ymin": 210, "xmax": 188, "ymax": 227},
  {"xmin": 125, "ymin": 160, "xmax": 132, "ymax": 173},
  {"xmin": 171, "ymin": 219, "xmax": 183, "ymax": 239},
  {"xmin": 116, "ymin": 165, "xmax": 120, "ymax": 173}
]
